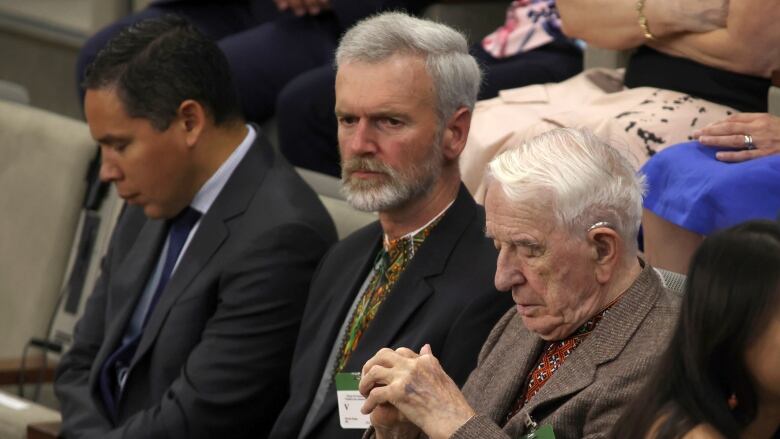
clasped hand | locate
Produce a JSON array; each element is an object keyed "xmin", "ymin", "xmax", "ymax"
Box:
[{"xmin": 359, "ymin": 345, "xmax": 476, "ymax": 439}]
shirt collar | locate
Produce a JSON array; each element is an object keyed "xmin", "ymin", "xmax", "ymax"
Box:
[
  {"xmin": 382, "ymin": 198, "xmax": 455, "ymax": 255},
  {"xmin": 190, "ymin": 124, "xmax": 256, "ymax": 215}
]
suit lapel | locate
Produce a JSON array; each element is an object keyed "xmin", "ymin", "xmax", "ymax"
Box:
[
  {"xmin": 347, "ymin": 185, "xmax": 477, "ymax": 369},
  {"xmin": 476, "ymin": 314, "xmax": 545, "ymax": 430},
  {"xmin": 131, "ymin": 129, "xmax": 273, "ymax": 367},
  {"xmin": 309, "ymin": 186, "xmax": 478, "ymax": 431},
  {"xmin": 296, "ymin": 229, "xmax": 381, "ymax": 439},
  {"xmin": 93, "ymin": 217, "xmax": 167, "ymax": 372},
  {"xmin": 317, "ymin": 232, "xmax": 382, "ymax": 366},
  {"xmin": 511, "ymin": 263, "xmax": 662, "ymax": 430}
]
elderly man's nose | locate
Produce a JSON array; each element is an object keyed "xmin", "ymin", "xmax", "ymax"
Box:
[{"xmin": 494, "ymin": 250, "xmax": 521, "ymax": 291}]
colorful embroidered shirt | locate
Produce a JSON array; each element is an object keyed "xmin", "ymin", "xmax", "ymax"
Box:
[
  {"xmin": 334, "ymin": 215, "xmax": 444, "ymax": 373},
  {"xmin": 504, "ymin": 295, "xmax": 623, "ymax": 424}
]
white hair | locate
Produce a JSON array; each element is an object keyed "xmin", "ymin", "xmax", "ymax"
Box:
[
  {"xmin": 335, "ymin": 12, "xmax": 482, "ymax": 122},
  {"xmin": 487, "ymin": 128, "xmax": 646, "ymax": 247}
]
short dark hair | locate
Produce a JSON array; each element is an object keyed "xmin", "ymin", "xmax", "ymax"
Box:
[
  {"xmin": 611, "ymin": 220, "xmax": 780, "ymax": 439},
  {"xmin": 83, "ymin": 15, "xmax": 242, "ymax": 130}
]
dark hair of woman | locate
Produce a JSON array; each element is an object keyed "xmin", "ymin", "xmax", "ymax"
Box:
[{"xmin": 611, "ymin": 220, "xmax": 780, "ymax": 439}]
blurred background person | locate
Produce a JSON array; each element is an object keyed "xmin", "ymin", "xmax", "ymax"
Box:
[
  {"xmin": 76, "ymin": 0, "xmax": 435, "ymax": 123},
  {"xmin": 642, "ymin": 113, "xmax": 780, "ymax": 273},
  {"xmin": 612, "ymin": 220, "xmax": 780, "ymax": 439},
  {"xmin": 460, "ymin": 0, "xmax": 780, "ymax": 202}
]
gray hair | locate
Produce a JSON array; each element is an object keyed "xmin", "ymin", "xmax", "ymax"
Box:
[
  {"xmin": 336, "ymin": 12, "xmax": 482, "ymax": 122},
  {"xmin": 487, "ymin": 128, "xmax": 646, "ymax": 247}
]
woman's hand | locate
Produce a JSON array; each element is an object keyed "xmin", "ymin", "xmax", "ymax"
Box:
[{"xmin": 694, "ymin": 113, "xmax": 780, "ymax": 162}]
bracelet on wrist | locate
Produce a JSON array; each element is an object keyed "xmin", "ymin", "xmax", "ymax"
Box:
[{"xmin": 636, "ymin": 0, "xmax": 656, "ymax": 40}]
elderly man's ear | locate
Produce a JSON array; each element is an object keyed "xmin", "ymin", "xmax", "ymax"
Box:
[
  {"xmin": 588, "ymin": 227, "xmax": 621, "ymax": 284},
  {"xmin": 441, "ymin": 107, "xmax": 472, "ymax": 161}
]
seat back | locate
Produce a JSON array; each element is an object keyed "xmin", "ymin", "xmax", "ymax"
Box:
[
  {"xmin": 769, "ymin": 75, "xmax": 780, "ymax": 116},
  {"xmin": 0, "ymin": 390, "xmax": 60, "ymax": 439},
  {"xmin": 48, "ymin": 186, "xmax": 124, "ymax": 356},
  {"xmin": 295, "ymin": 168, "xmax": 376, "ymax": 239},
  {"xmin": 0, "ymin": 101, "xmax": 95, "ymax": 359},
  {"xmin": 0, "ymin": 80, "xmax": 29, "ymax": 105},
  {"xmin": 655, "ymin": 268, "xmax": 687, "ymax": 297}
]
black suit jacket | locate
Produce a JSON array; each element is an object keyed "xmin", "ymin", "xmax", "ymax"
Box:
[
  {"xmin": 55, "ymin": 129, "xmax": 337, "ymax": 438},
  {"xmin": 270, "ymin": 185, "xmax": 514, "ymax": 439},
  {"xmin": 329, "ymin": 0, "xmax": 434, "ymax": 31}
]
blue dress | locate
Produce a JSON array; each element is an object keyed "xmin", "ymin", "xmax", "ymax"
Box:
[{"xmin": 641, "ymin": 141, "xmax": 780, "ymax": 235}]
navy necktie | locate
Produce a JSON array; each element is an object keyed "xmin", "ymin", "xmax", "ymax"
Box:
[{"xmin": 99, "ymin": 206, "xmax": 201, "ymax": 421}]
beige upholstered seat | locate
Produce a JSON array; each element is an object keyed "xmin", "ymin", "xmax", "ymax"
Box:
[
  {"xmin": 0, "ymin": 80, "xmax": 29, "ymax": 105},
  {"xmin": 655, "ymin": 268, "xmax": 687, "ymax": 297},
  {"xmin": 0, "ymin": 101, "xmax": 95, "ymax": 360},
  {"xmin": 295, "ymin": 167, "xmax": 376, "ymax": 239},
  {"xmin": 0, "ymin": 390, "xmax": 59, "ymax": 439}
]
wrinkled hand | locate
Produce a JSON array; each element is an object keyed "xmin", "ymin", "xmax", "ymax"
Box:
[
  {"xmin": 693, "ymin": 113, "xmax": 780, "ymax": 162},
  {"xmin": 363, "ymin": 347, "xmax": 417, "ymax": 437},
  {"xmin": 671, "ymin": 0, "xmax": 728, "ymax": 32},
  {"xmin": 274, "ymin": 0, "xmax": 330, "ymax": 16},
  {"xmin": 360, "ymin": 345, "xmax": 475, "ymax": 439}
]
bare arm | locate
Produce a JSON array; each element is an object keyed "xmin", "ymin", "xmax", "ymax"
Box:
[
  {"xmin": 648, "ymin": 0, "xmax": 780, "ymax": 77},
  {"xmin": 557, "ymin": 0, "xmax": 728, "ymax": 50}
]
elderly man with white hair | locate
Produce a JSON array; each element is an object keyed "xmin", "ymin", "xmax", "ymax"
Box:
[{"xmin": 359, "ymin": 128, "xmax": 681, "ymax": 439}]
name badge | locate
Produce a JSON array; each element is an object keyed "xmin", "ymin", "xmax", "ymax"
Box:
[
  {"xmin": 521, "ymin": 424, "xmax": 556, "ymax": 439},
  {"xmin": 335, "ymin": 372, "xmax": 371, "ymax": 429}
]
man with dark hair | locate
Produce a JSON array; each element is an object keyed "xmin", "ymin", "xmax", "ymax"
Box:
[{"xmin": 55, "ymin": 15, "xmax": 337, "ymax": 438}]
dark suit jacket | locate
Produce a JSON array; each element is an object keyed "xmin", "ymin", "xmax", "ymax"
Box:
[
  {"xmin": 270, "ymin": 185, "xmax": 514, "ymax": 439},
  {"xmin": 451, "ymin": 263, "xmax": 680, "ymax": 439},
  {"xmin": 330, "ymin": 0, "xmax": 433, "ymax": 31},
  {"xmin": 55, "ymin": 130, "xmax": 337, "ymax": 439}
]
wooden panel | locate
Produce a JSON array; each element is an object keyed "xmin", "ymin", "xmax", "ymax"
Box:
[
  {"xmin": 0, "ymin": 357, "xmax": 57, "ymax": 386},
  {"xmin": 27, "ymin": 421, "xmax": 61, "ymax": 439}
]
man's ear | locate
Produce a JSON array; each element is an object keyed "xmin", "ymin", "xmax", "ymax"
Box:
[
  {"xmin": 441, "ymin": 107, "xmax": 472, "ymax": 161},
  {"xmin": 588, "ymin": 226, "xmax": 621, "ymax": 284},
  {"xmin": 176, "ymin": 99, "xmax": 206, "ymax": 148}
]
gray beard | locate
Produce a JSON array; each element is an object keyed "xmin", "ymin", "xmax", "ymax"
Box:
[{"xmin": 340, "ymin": 151, "xmax": 442, "ymax": 212}]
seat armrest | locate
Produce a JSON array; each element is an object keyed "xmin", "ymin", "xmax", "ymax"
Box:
[{"xmin": 0, "ymin": 391, "xmax": 60, "ymax": 439}]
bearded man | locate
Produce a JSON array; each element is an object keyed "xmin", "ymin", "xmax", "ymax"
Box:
[{"xmin": 269, "ymin": 12, "xmax": 513, "ymax": 439}]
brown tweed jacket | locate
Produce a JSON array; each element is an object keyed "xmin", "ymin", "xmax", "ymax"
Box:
[{"xmin": 451, "ymin": 262, "xmax": 680, "ymax": 439}]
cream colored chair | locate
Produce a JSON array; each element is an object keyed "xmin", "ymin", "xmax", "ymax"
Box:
[
  {"xmin": 0, "ymin": 100, "xmax": 95, "ymax": 361},
  {"xmin": 0, "ymin": 390, "xmax": 59, "ymax": 439},
  {"xmin": 0, "ymin": 80, "xmax": 29, "ymax": 105},
  {"xmin": 655, "ymin": 268, "xmax": 687, "ymax": 297},
  {"xmin": 295, "ymin": 168, "xmax": 376, "ymax": 239},
  {"xmin": 47, "ymin": 186, "xmax": 124, "ymax": 358},
  {"xmin": 769, "ymin": 81, "xmax": 780, "ymax": 116}
]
